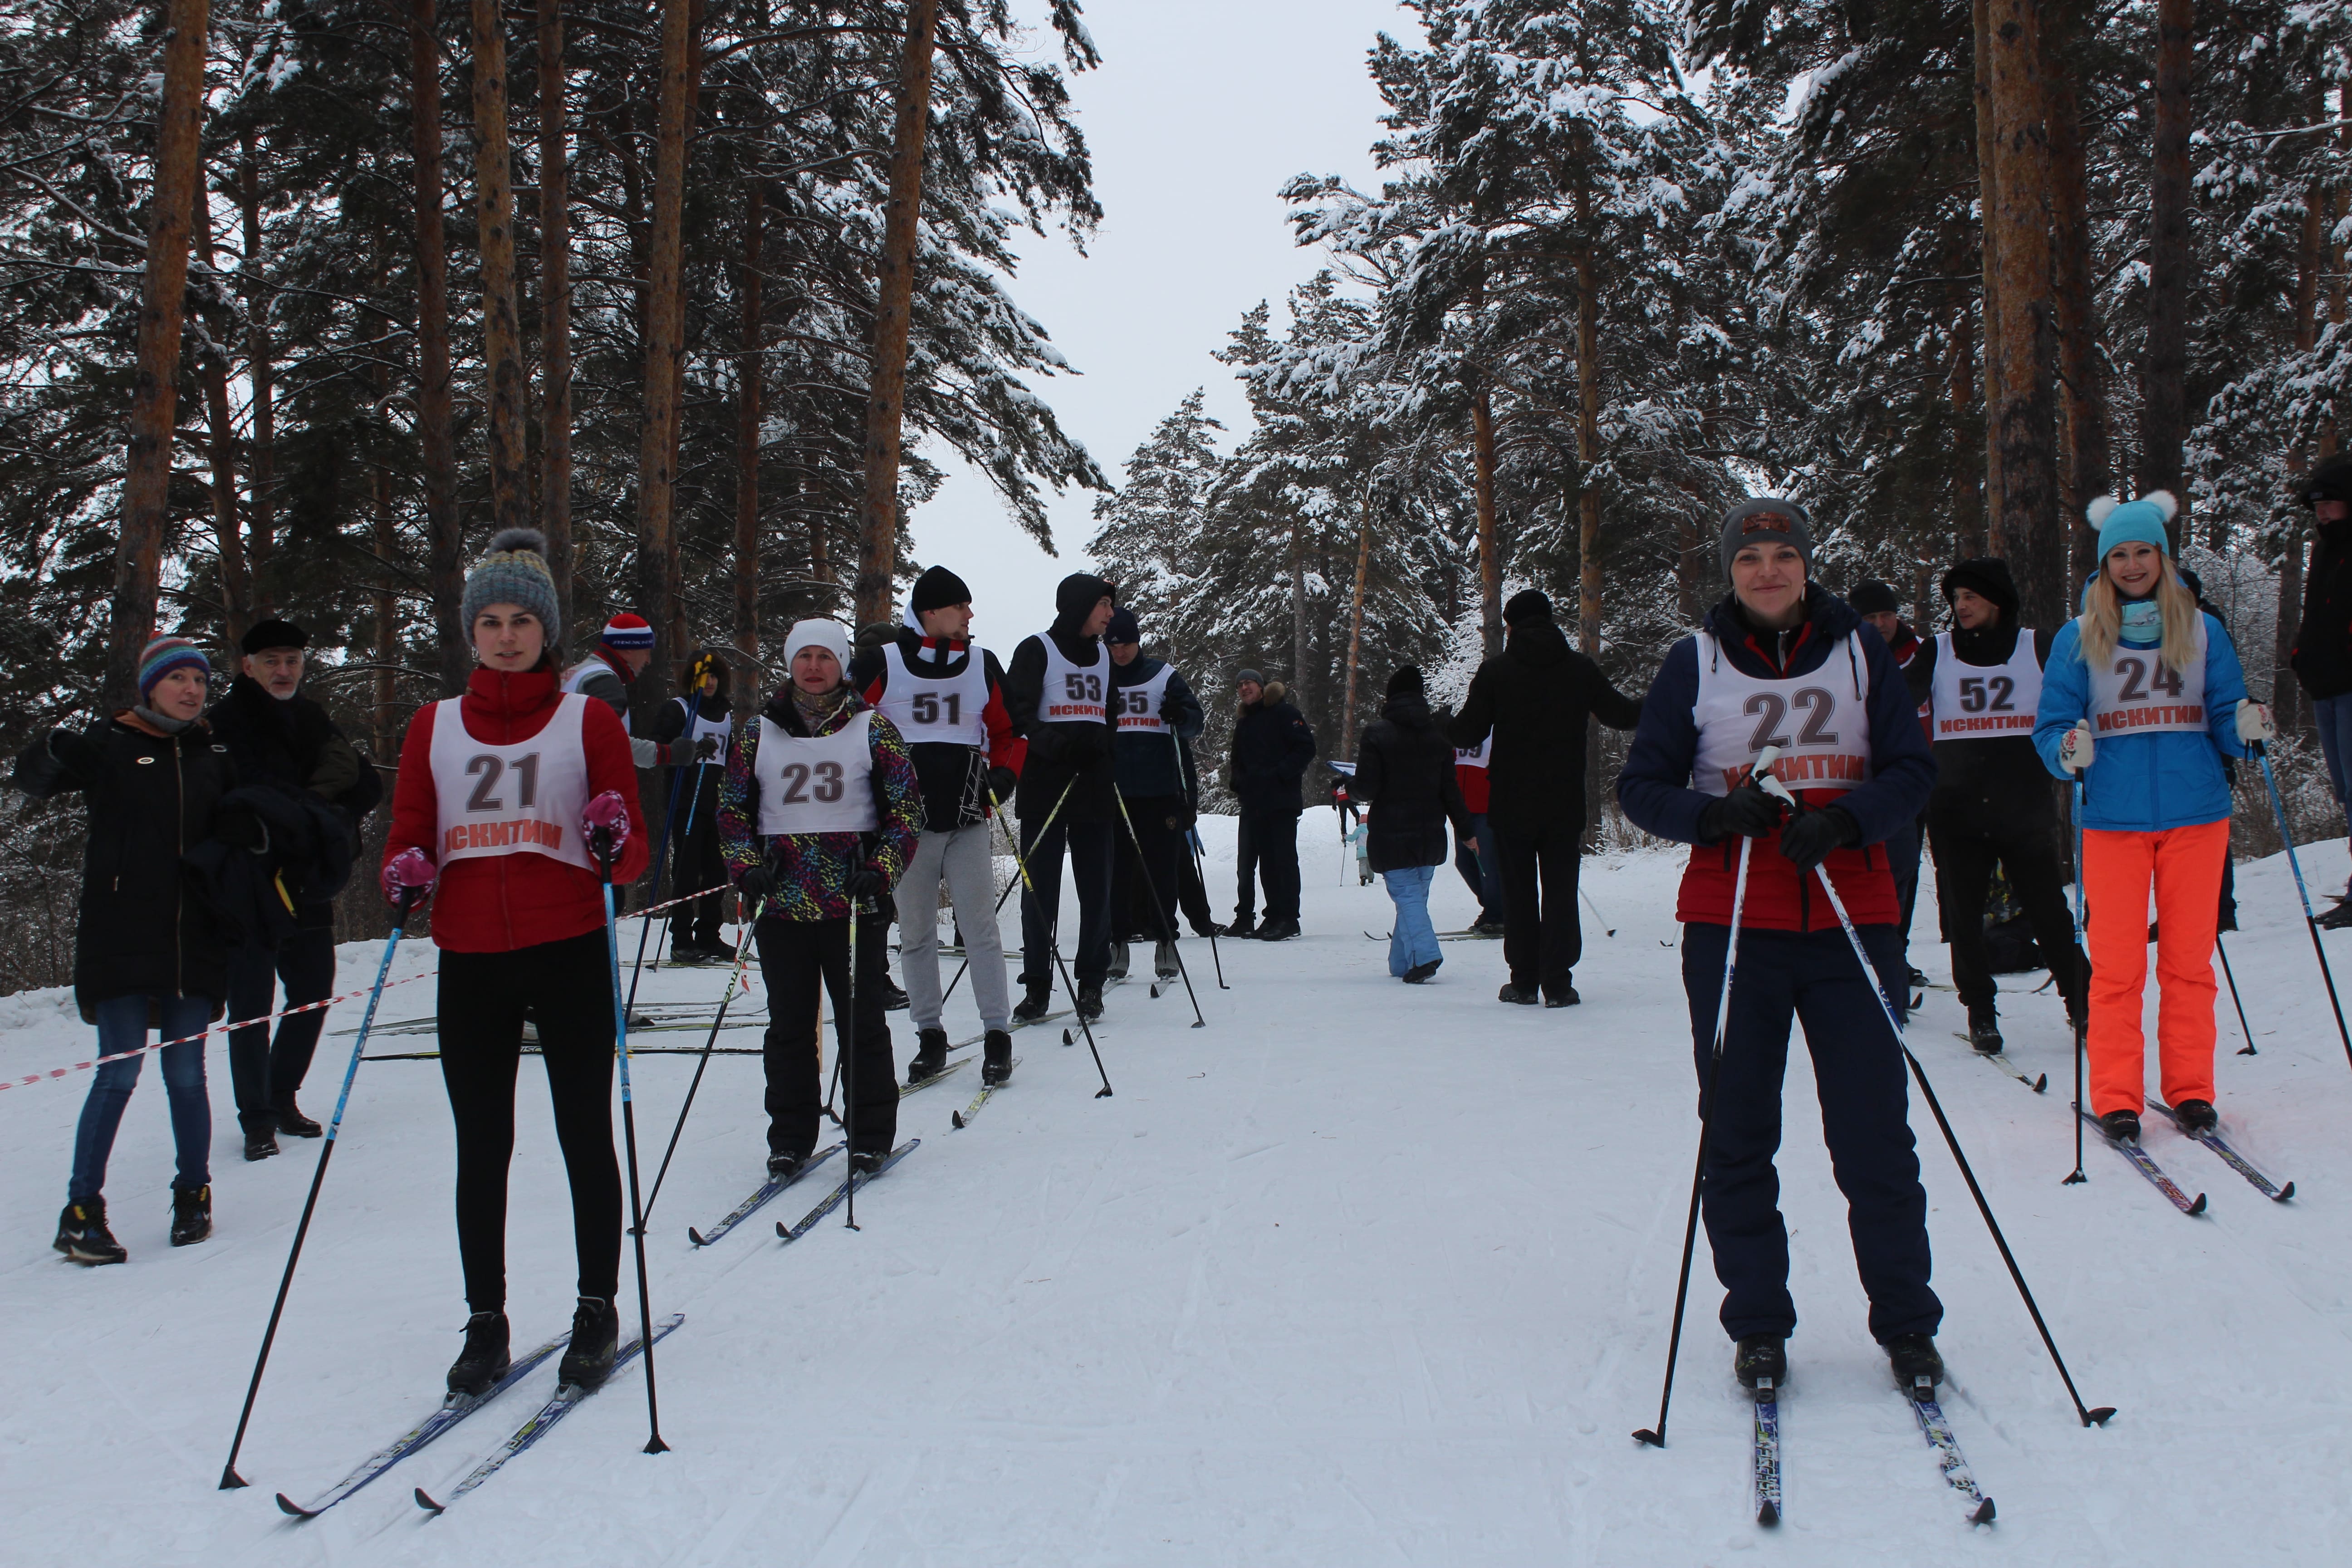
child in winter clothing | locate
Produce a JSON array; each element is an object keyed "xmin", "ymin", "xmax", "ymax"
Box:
[
  {"xmin": 1354, "ymin": 666, "xmax": 1471, "ymax": 982},
  {"xmin": 2034, "ymin": 493, "xmax": 2263, "ymax": 1142}
]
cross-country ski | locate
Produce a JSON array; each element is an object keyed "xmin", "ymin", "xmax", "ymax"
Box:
[{"xmin": 686, "ymin": 1144, "xmax": 843, "ymax": 1246}]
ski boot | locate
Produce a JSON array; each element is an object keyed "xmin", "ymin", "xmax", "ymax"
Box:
[
  {"xmin": 2174, "ymin": 1098, "xmax": 2219, "ymax": 1133},
  {"xmin": 1107, "ymin": 941, "xmax": 1130, "ymax": 980},
  {"xmin": 1402, "ymin": 959, "xmax": 1440, "ymax": 985},
  {"xmin": 1497, "ymin": 981, "xmax": 1539, "ymax": 1005},
  {"xmin": 981, "ymin": 1029, "xmax": 1014, "ymax": 1087},
  {"xmin": 2321, "ymin": 896, "xmax": 2352, "ymax": 931},
  {"xmin": 1966, "ymin": 1003, "xmax": 2003, "ymax": 1054},
  {"xmin": 1471, "ymin": 918, "xmax": 1506, "ymax": 937},
  {"xmin": 2098, "ymin": 1108, "xmax": 2142, "ymax": 1144},
  {"xmin": 1734, "ymin": 1334, "xmax": 1786, "ymax": 1394},
  {"xmin": 54, "ymin": 1196, "xmax": 126, "ymax": 1265},
  {"xmin": 882, "ymin": 978, "xmax": 910, "ymax": 1012},
  {"xmin": 906, "ymin": 1028, "xmax": 950, "ymax": 1085},
  {"xmin": 766, "ymin": 1146, "xmax": 809, "ymax": 1181},
  {"xmin": 446, "ymin": 1311, "xmax": 512, "ymax": 1398},
  {"xmin": 557, "ymin": 1298, "xmax": 620, "ymax": 1390},
  {"xmin": 169, "ymin": 1184, "xmax": 211, "ymax": 1247},
  {"xmin": 1886, "ymin": 1333, "xmax": 1944, "ymax": 1392},
  {"xmin": 1012, "ymin": 984, "xmax": 1054, "ymax": 1024},
  {"xmin": 1155, "ymin": 941, "xmax": 1179, "ymax": 980},
  {"xmin": 274, "ymin": 1100, "xmax": 322, "ymax": 1138},
  {"xmin": 1254, "ymin": 917, "xmax": 1300, "ymax": 942},
  {"xmin": 1076, "ymin": 980, "xmax": 1104, "ymax": 1021},
  {"xmin": 848, "ymin": 1148, "xmax": 888, "ymax": 1176}
]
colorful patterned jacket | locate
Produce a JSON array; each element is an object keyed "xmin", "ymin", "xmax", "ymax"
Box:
[{"xmin": 718, "ymin": 686, "xmax": 921, "ymax": 922}]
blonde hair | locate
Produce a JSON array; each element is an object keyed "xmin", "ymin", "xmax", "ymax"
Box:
[{"xmin": 2078, "ymin": 554, "xmax": 2202, "ymax": 673}]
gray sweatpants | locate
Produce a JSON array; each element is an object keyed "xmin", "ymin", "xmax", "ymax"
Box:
[{"xmin": 899, "ymin": 823, "xmax": 1011, "ymax": 1032}]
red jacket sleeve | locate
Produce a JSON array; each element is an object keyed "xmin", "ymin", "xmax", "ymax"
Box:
[
  {"xmin": 384, "ymin": 702, "xmax": 441, "ymax": 870},
  {"xmin": 983, "ymin": 662, "xmax": 1026, "ymax": 777},
  {"xmin": 580, "ymin": 697, "xmax": 652, "ymax": 884}
]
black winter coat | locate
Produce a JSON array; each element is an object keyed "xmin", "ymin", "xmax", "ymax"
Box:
[
  {"xmin": 2294, "ymin": 520, "xmax": 2352, "ymax": 701},
  {"xmin": 206, "ymin": 675, "xmax": 380, "ymax": 922},
  {"xmin": 14, "ymin": 715, "xmax": 242, "ymax": 1015},
  {"xmin": 1109, "ymin": 653, "xmax": 1205, "ymax": 801},
  {"xmin": 1227, "ymin": 682, "xmax": 1316, "ymax": 815},
  {"xmin": 1908, "ymin": 624, "xmax": 2063, "ymax": 833},
  {"xmin": 1004, "ymin": 619, "xmax": 1118, "ymax": 823},
  {"xmin": 1353, "ymin": 691, "xmax": 1468, "ymax": 873},
  {"xmin": 1446, "ymin": 622, "xmax": 1642, "ymax": 832}
]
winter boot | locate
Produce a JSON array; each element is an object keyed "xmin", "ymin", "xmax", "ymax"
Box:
[
  {"xmin": 2098, "ymin": 1108, "xmax": 2142, "ymax": 1144},
  {"xmin": 274, "ymin": 1100, "xmax": 323, "ymax": 1138},
  {"xmin": 1498, "ymin": 981, "xmax": 1539, "ymax": 1005},
  {"xmin": 245, "ymin": 1128, "xmax": 280, "ymax": 1162},
  {"xmin": 2174, "ymin": 1098, "xmax": 2220, "ymax": 1133},
  {"xmin": 168, "ymin": 1184, "xmax": 211, "ymax": 1247},
  {"xmin": 1906, "ymin": 964, "xmax": 1930, "ymax": 991},
  {"xmin": 1254, "ymin": 917, "xmax": 1300, "ymax": 941},
  {"xmin": 906, "ymin": 1028, "xmax": 950, "ymax": 1085},
  {"xmin": 556, "ymin": 1297, "xmax": 621, "ymax": 1390},
  {"xmin": 1544, "ymin": 985, "xmax": 1580, "ymax": 1008},
  {"xmin": 1471, "ymin": 918, "xmax": 1506, "ymax": 937},
  {"xmin": 1734, "ymin": 1334, "xmax": 1787, "ymax": 1393},
  {"xmin": 981, "ymin": 1029, "xmax": 1014, "ymax": 1087},
  {"xmin": 1107, "ymin": 941, "xmax": 1130, "ymax": 980},
  {"xmin": 2321, "ymin": 895, "xmax": 2352, "ymax": 931},
  {"xmin": 54, "ymin": 1196, "xmax": 126, "ymax": 1265},
  {"xmin": 1402, "ymin": 959, "xmax": 1440, "ymax": 985},
  {"xmin": 882, "ymin": 978, "xmax": 910, "ymax": 1012},
  {"xmin": 1219, "ymin": 915, "xmax": 1259, "ymax": 938},
  {"xmin": 1012, "ymin": 983, "xmax": 1054, "ymax": 1023},
  {"xmin": 446, "ymin": 1310, "xmax": 512, "ymax": 1398},
  {"xmin": 1076, "ymin": 981, "xmax": 1104, "ymax": 1021},
  {"xmin": 1886, "ymin": 1333, "xmax": 1944, "ymax": 1392},
  {"xmin": 1966, "ymin": 1003, "xmax": 2003, "ymax": 1054},
  {"xmin": 1155, "ymin": 941, "xmax": 1179, "ymax": 980}
]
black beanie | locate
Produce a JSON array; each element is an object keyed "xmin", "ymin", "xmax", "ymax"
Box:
[
  {"xmin": 2303, "ymin": 453, "xmax": 2352, "ymax": 508},
  {"xmin": 1847, "ymin": 581, "xmax": 1898, "ymax": 616},
  {"xmin": 1503, "ymin": 589, "xmax": 1553, "ymax": 628},
  {"xmin": 1104, "ymin": 607, "xmax": 1141, "ymax": 645},
  {"xmin": 1386, "ymin": 665, "xmax": 1425, "ymax": 698},
  {"xmin": 910, "ymin": 565, "xmax": 972, "ymax": 616},
  {"xmin": 240, "ymin": 617, "xmax": 308, "ymax": 656},
  {"xmin": 1940, "ymin": 557, "xmax": 2020, "ymax": 622}
]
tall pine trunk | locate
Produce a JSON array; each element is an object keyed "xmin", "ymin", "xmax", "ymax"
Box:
[
  {"xmin": 192, "ymin": 179, "xmax": 254, "ymax": 645},
  {"xmin": 633, "ymin": 0, "xmax": 695, "ymax": 705},
  {"xmin": 411, "ymin": 0, "xmax": 464, "ymax": 692},
  {"xmin": 2046, "ymin": 1, "xmax": 2110, "ymax": 576},
  {"xmin": 1573, "ymin": 167, "xmax": 1604, "ymax": 833},
  {"xmin": 537, "ymin": 0, "xmax": 574, "ymax": 633},
  {"xmin": 237, "ymin": 132, "xmax": 275, "ymax": 580},
  {"xmin": 471, "ymin": 0, "xmax": 529, "ymax": 540},
  {"xmin": 736, "ymin": 176, "xmax": 764, "ymax": 662},
  {"xmin": 1985, "ymin": 0, "xmax": 2065, "ymax": 630},
  {"xmin": 2142, "ymin": 0, "xmax": 2194, "ymax": 542},
  {"xmin": 108, "ymin": 0, "xmax": 210, "ymax": 705},
  {"xmin": 1290, "ymin": 511, "xmax": 1311, "ymax": 721},
  {"xmin": 857, "ymin": 0, "xmax": 940, "ymax": 627},
  {"xmin": 1972, "ymin": 0, "xmax": 2005, "ymax": 523}
]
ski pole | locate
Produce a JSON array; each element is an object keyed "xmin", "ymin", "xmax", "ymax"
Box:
[
  {"xmin": 2215, "ymin": 932, "xmax": 2257, "ymax": 1055},
  {"xmin": 220, "ymin": 889, "xmax": 420, "ymax": 1490},
  {"xmin": 1634, "ymin": 748, "xmax": 1773, "ymax": 1450},
  {"xmin": 598, "ymin": 845, "xmax": 670, "ymax": 1455},
  {"xmin": 994, "ymin": 788, "xmax": 1112, "ymax": 1097},
  {"xmin": 2067, "ymin": 765, "xmax": 2088, "ymax": 1185},
  {"xmin": 941, "ymin": 777, "xmax": 1074, "ymax": 1008},
  {"xmin": 1113, "ymin": 786, "xmax": 1205, "ymax": 1027},
  {"xmin": 1185, "ymin": 827, "xmax": 1228, "ymax": 988},
  {"xmin": 2254, "ymin": 741, "xmax": 2352, "ymax": 1073},
  {"xmin": 1580, "ymin": 885, "xmax": 1616, "ymax": 937},
  {"xmin": 845, "ymin": 894, "xmax": 865, "ymax": 1229},
  {"xmin": 624, "ymin": 761, "xmax": 694, "ymax": 1010},
  {"xmin": 1762, "ymin": 776, "xmax": 2115, "ymax": 1430},
  {"xmin": 640, "ymin": 882, "xmax": 769, "ymax": 1230}
]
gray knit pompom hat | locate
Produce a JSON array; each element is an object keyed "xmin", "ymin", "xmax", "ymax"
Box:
[{"xmin": 462, "ymin": 528, "xmax": 561, "ymax": 642}]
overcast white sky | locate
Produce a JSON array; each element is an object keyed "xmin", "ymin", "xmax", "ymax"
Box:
[{"xmin": 900, "ymin": 0, "xmax": 1413, "ymax": 639}]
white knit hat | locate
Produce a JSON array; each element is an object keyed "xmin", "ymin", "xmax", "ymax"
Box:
[{"xmin": 782, "ymin": 617, "xmax": 851, "ymax": 673}]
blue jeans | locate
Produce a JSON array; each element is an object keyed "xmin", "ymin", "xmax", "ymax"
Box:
[
  {"xmin": 1454, "ymin": 813, "xmax": 1502, "ymax": 923},
  {"xmin": 70, "ymin": 994, "xmax": 215, "ymax": 1201},
  {"xmin": 1384, "ymin": 864, "xmax": 1441, "ymax": 976},
  {"xmin": 2314, "ymin": 694, "xmax": 2352, "ymax": 807}
]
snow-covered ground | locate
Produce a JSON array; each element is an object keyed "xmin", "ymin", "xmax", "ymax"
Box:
[{"xmin": 4, "ymin": 807, "xmax": 2350, "ymax": 1565}]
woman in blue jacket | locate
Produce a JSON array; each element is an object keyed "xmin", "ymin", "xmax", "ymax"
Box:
[{"xmin": 2034, "ymin": 492, "xmax": 2269, "ymax": 1144}]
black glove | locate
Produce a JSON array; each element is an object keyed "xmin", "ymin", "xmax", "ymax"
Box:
[
  {"xmin": 215, "ymin": 806, "xmax": 270, "ymax": 853},
  {"xmin": 692, "ymin": 733, "xmax": 720, "ymax": 763},
  {"xmin": 47, "ymin": 727, "xmax": 101, "ymax": 779},
  {"xmin": 1065, "ymin": 725, "xmax": 1110, "ymax": 764},
  {"xmin": 1698, "ymin": 779, "xmax": 1782, "ymax": 843},
  {"xmin": 1777, "ymin": 805, "xmax": 1859, "ymax": 872},
  {"xmin": 737, "ymin": 865, "xmax": 780, "ymax": 904},
  {"xmin": 987, "ymin": 764, "xmax": 1018, "ymax": 803},
  {"xmin": 845, "ymin": 862, "xmax": 886, "ymax": 902}
]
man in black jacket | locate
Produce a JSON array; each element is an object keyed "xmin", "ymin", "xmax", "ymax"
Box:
[
  {"xmin": 1225, "ymin": 669, "xmax": 1316, "ymax": 941},
  {"xmin": 648, "ymin": 648, "xmax": 734, "ymax": 960},
  {"xmin": 206, "ymin": 619, "xmax": 381, "ymax": 1160},
  {"xmin": 1447, "ymin": 589, "xmax": 1642, "ymax": 1005},
  {"xmin": 1105, "ymin": 608, "xmax": 1205, "ymax": 979},
  {"xmin": 1002, "ymin": 573, "xmax": 1120, "ymax": 1021},
  {"xmin": 2294, "ymin": 454, "xmax": 2352, "ymax": 924}
]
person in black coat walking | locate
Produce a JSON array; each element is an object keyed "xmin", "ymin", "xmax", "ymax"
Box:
[
  {"xmin": 1224, "ymin": 669, "xmax": 1317, "ymax": 941},
  {"xmin": 1355, "ymin": 667, "xmax": 1471, "ymax": 982},
  {"xmin": 2293, "ymin": 453, "xmax": 2352, "ymax": 922},
  {"xmin": 1446, "ymin": 589, "xmax": 1642, "ymax": 1005},
  {"xmin": 647, "ymin": 648, "xmax": 735, "ymax": 960},
  {"xmin": 17, "ymin": 637, "xmax": 254, "ymax": 1263},
  {"xmin": 205, "ymin": 617, "xmax": 381, "ymax": 1160}
]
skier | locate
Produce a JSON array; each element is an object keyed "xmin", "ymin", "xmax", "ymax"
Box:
[
  {"xmin": 19, "ymin": 636, "xmax": 244, "ymax": 1262},
  {"xmin": 561, "ymin": 612, "xmax": 677, "ymax": 769},
  {"xmin": 379, "ymin": 529, "xmax": 650, "ymax": 1396},
  {"xmin": 1104, "ymin": 607, "xmax": 1205, "ymax": 981},
  {"xmin": 2291, "ymin": 453, "xmax": 2352, "ymax": 926},
  {"xmin": 1354, "ymin": 666, "xmax": 1471, "ymax": 983},
  {"xmin": 720, "ymin": 618, "xmax": 921, "ymax": 1175},
  {"xmin": 1002, "ymin": 573, "xmax": 1120, "ymax": 1020},
  {"xmin": 2033, "ymin": 493, "xmax": 2263, "ymax": 1142},
  {"xmin": 647, "ymin": 648, "xmax": 733, "ymax": 961},
  {"xmin": 850, "ymin": 565, "xmax": 1024, "ymax": 1088},
  {"xmin": 1225, "ymin": 668, "xmax": 1316, "ymax": 941},
  {"xmin": 1905, "ymin": 559, "xmax": 2086, "ymax": 1050},
  {"xmin": 1848, "ymin": 581, "xmax": 1930, "ymax": 988},
  {"xmin": 206, "ymin": 617, "xmax": 383, "ymax": 1159},
  {"xmin": 1448, "ymin": 589, "xmax": 1642, "ymax": 1006},
  {"xmin": 1450, "ymin": 732, "xmax": 1504, "ymax": 935},
  {"xmin": 1618, "ymin": 497, "xmax": 1944, "ymax": 1392}
]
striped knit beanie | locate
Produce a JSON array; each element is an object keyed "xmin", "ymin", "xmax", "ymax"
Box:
[
  {"xmin": 461, "ymin": 528, "xmax": 562, "ymax": 642},
  {"xmin": 137, "ymin": 635, "xmax": 210, "ymax": 700},
  {"xmin": 599, "ymin": 612, "xmax": 655, "ymax": 652}
]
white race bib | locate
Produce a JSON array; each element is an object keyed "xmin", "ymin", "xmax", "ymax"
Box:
[
  {"xmin": 1929, "ymin": 631, "xmax": 2043, "ymax": 741},
  {"xmin": 1689, "ymin": 631, "xmax": 1874, "ymax": 797},
  {"xmin": 1455, "ymin": 736, "xmax": 1489, "ymax": 769},
  {"xmin": 672, "ymin": 696, "xmax": 733, "ymax": 765},
  {"xmin": 428, "ymin": 694, "xmax": 597, "ymax": 872},
  {"xmin": 1035, "ymin": 637, "xmax": 1108, "ymax": 725},
  {"xmin": 1113, "ymin": 665, "xmax": 1174, "ymax": 734},
  {"xmin": 2085, "ymin": 617, "xmax": 2209, "ymax": 737},
  {"xmin": 876, "ymin": 639, "xmax": 990, "ymax": 747},
  {"xmin": 754, "ymin": 711, "xmax": 879, "ymax": 834}
]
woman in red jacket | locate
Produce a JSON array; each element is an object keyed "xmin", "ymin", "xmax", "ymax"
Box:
[{"xmin": 381, "ymin": 529, "xmax": 648, "ymax": 1399}]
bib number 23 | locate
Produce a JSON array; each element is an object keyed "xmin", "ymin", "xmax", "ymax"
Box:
[{"xmin": 776, "ymin": 761, "xmax": 846, "ymax": 804}]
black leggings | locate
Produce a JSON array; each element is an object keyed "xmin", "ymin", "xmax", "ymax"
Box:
[
  {"xmin": 438, "ymin": 929, "xmax": 622, "ymax": 1313},
  {"xmin": 755, "ymin": 913, "xmax": 898, "ymax": 1161}
]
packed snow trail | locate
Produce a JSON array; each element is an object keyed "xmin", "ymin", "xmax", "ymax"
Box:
[{"xmin": 4, "ymin": 810, "xmax": 2352, "ymax": 1564}]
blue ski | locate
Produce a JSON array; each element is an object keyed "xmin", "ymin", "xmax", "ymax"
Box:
[
  {"xmin": 2149, "ymin": 1101, "xmax": 2295, "ymax": 1201},
  {"xmin": 1752, "ymin": 1381, "xmax": 1783, "ymax": 1526},
  {"xmin": 775, "ymin": 1140, "xmax": 921, "ymax": 1241},
  {"xmin": 1907, "ymin": 1384, "xmax": 1996, "ymax": 1524},
  {"xmin": 2077, "ymin": 1105, "xmax": 2207, "ymax": 1214},
  {"xmin": 414, "ymin": 1313, "xmax": 683, "ymax": 1513},
  {"xmin": 275, "ymin": 1327, "xmax": 573, "ymax": 1518},
  {"xmin": 687, "ymin": 1143, "xmax": 843, "ymax": 1246}
]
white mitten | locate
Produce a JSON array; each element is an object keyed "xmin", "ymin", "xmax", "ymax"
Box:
[
  {"xmin": 2060, "ymin": 721, "xmax": 2094, "ymax": 774},
  {"xmin": 2235, "ymin": 700, "xmax": 2275, "ymax": 746}
]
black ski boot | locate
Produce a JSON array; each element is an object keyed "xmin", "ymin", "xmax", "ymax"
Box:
[
  {"xmin": 1734, "ymin": 1334, "xmax": 1787, "ymax": 1393},
  {"xmin": 2174, "ymin": 1098, "xmax": 2220, "ymax": 1133},
  {"xmin": 1544, "ymin": 985, "xmax": 1580, "ymax": 1008},
  {"xmin": 1403, "ymin": 959, "xmax": 1440, "ymax": 984},
  {"xmin": 168, "ymin": 1184, "xmax": 211, "ymax": 1247},
  {"xmin": 274, "ymin": 1100, "xmax": 322, "ymax": 1138},
  {"xmin": 1886, "ymin": 1333, "xmax": 1944, "ymax": 1392},
  {"xmin": 1254, "ymin": 917, "xmax": 1300, "ymax": 941},
  {"xmin": 848, "ymin": 1148, "xmax": 888, "ymax": 1176},
  {"xmin": 1107, "ymin": 941, "xmax": 1130, "ymax": 980},
  {"xmin": 982, "ymin": 1029, "xmax": 1014, "ymax": 1087},
  {"xmin": 556, "ymin": 1297, "xmax": 620, "ymax": 1390},
  {"xmin": 446, "ymin": 1310, "xmax": 512, "ymax": 1398},
  {"xmin": 1076, "ymin": 980, "xmax": 1104, "ymax": 1021},
  {"xmin": 766, "ymin": 1146, "xmax": 809, "ymax": 1181},
  {"xmin": 1154, "ymin": 941, "xmax": 1179, "ymax": 980},
  {"xmin": 244, "ymin": 1127, "xmax": 279, "ymax": 1162},
  {"xmin": 2099, "ymin": 1108, "xmax": 2142, "ymax": 1143},
  {"xmin": 1498, "ymin": 981, "xmax": 1538, "ymax": 1005},
  {"xmin": 1966, "ymin": 1003, "xmax": 2003, "ymax": 1054},
  {"xmin": 882, "ymin": 978, "xmax": 910, "ymax": 1012},
  {"xmin": 54, "ymin": 1196, "xmax": 126, "ymax": 1265},
  {"xmin": 906, "ymin": 1028, "xmax": 950, "ymax": 1085},
  {"xmin": 1012, "ymin": 984, "xmax": 1054, "ymax": 1023}
]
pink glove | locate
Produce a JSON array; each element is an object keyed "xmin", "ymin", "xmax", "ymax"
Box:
[
  {"xmin": 582, "ymin": 789, "xmax": 632, "ymax": 861},
  {"xmin": 382, "ymin": 847, "xmax": 436, "ymax": 906}
]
